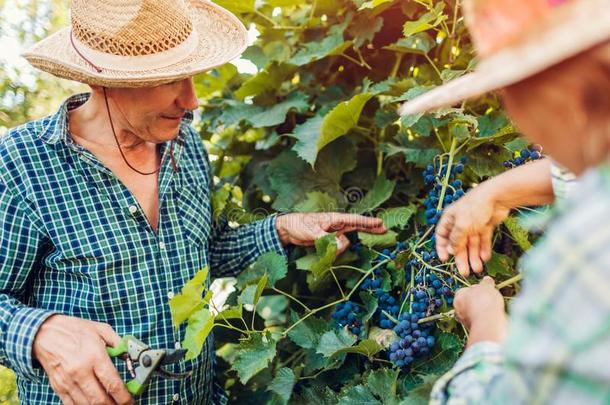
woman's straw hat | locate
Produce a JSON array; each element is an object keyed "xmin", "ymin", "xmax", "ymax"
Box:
[
  {"xmin": 22, "ymin": 0, "xmax": 248, "ymax": 88},
  {"xmin": 399, "ymin": 0, "xmax": 610, "ymax": 116}
]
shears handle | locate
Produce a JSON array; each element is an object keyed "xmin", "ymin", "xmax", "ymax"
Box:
[{"xmin": 106, "ymin": 335, "xmax": 145, "ymax": 396}]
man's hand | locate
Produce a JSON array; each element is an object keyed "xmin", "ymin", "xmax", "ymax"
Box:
[
  {"xmin": 276, "ymin": 213, "xmax": 387, "ymax": 255},
  {"xmin": 435, "ymin": 183, "xmax": 510, "ymax": 276},
  {"xmin": 33, "ymin": 314, "xmax": 134, "ymax": 405},
  {"xmin": 453, "ymin": 277, "xmax": 508, "ymax": 347}
]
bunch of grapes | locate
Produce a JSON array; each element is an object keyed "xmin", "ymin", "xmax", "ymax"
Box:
[
  {"xmin": 503, "ymin": 146, "xmax": 543, "ymax": 168},
  {"xmin": 423, "ymin": 157, "xmax": 467, "ymax": 225},
  {"xmin": 331, "ymin": 301, "xmax": 363, "ymax": 335},
  {"xmin": 333, "ymin": 156, "xmax": 467, "ymax": 370}
]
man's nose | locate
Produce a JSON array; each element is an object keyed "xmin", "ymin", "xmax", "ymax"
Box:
[{"xmin": 176, "ymin": 77, "xmax": 199, "ymax": 111}]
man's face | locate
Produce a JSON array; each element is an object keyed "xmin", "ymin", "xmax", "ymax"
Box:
[{"xmin": 102, "ymin": 77, "xmax": 199, "ymax": 143}]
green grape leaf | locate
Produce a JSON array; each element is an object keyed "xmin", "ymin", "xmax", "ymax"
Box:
[
  {"xmin": 358, "ymin": 230, "xmax": 398, "ymax": 247},
  {"xmin": 486, "ymin": 252, "xmax": 514, "ymax": 278},
  {"xmin": 317, "ymin": 328, "xmax": 358, "ymax": 357},
  {"xmin": 248, "ymin": 92, "xmax": 309, "ymax": 127},
  {"xmin": 359, "ymin": 291, "xmax": 378, "ymax": 323},
  {"xmin": 216, "ymin": 304, "xmax": 243, "ymax": 321},
  {"xmin": 169, "ymin": 267, "xmax": 209, "ymax": 329},
  {"xmin": 235, "ymin": 63, "xmax": 295, "ymax": 100},
  {"xmin": 335, "ymin": 339, "xmax": 383, "ymax": 357},
  {"xmin": 231, "ymin": 333, "xmax": 277, "ymax": 384},
  {"xmin": 350, "ymin": 175, "xmax": 396, "ymax": 213},
  {"xmin": 402, "ymin": 2, "xmax": 446, "ymax": 37},
  {"xmin": 311, "ymin": 233, "xmax": 338, "ymax": 280},
  {"xmin": 338, "ymin": 385, "xmax": 381, "ymax": 405},
  {"xmin": 183, "ymin": 307, "xmax": 214, "ymax": 360},
  {"xmin": 383, "ymin": 33, "xmax": 435, "ymax": 54},
  {"xmin": 287, "ymin": 311, "xmax": 331, "ymax": 349},
  {"xmin": 237, "ymin": 252, "xmax": 287, "ymax": 289},
  {"xmin": 368, "ymin": 368, "xmax": 400, "ymax": 404},
  {"xmin": 294, "ymin": 191, "xmax": 341, "ymax": 212},
  {"xmin": 268, "ymin": 367, "xmax": 296, "ymax": 403},
  {"xmin": 378, "ymin": 206, "xmax": 416, "ymax": 229},
  {"xmin": 504, "ymin": 216, "xmax": 532, "ymax": 251}
]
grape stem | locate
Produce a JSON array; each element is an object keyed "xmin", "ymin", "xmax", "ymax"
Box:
[{"xmin": 417, "ymin": 273, "xmax": 524, "ymax": 324}]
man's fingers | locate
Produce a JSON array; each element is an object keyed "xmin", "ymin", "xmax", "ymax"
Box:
[
  {"xmin": 326, "ymin": 214, "xmax": 385, "ymax": 231},
  {"xmin": 339, "ymin": 224, "xmax": 387, "ymax": 235},
  {"xmin": 467, "ymin": 234, "xmax": 483, "ymax": 274},
  {"xmin": 94, "ymin": 360, "xmax": 134, "ymax": 405},
  {"xmin": 335, "ymin": 234, "xmax": 351, "ymax": 256},
  {"xmin": 94, "ymin": 322, "xmax": 121, "ymax": 348},
  {"xmin": 77, "ymin": 373, "xmax": 115, "ymax": 405},
  {"xmin": 49, "ymin": 375, "xmax": 79, "ymax": 405}
]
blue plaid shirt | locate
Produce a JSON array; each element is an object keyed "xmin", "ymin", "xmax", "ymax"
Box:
[
  {"xmin": 0, "ymin": 94, "xmax": 285, "ymax": 404},
  {"xmin": 431, "ymin": 164, "xmax": 610, "ymax": 404}
]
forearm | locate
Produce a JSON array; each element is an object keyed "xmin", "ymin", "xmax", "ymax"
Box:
[
  {"xmin": 208, "ymin": 215, "xmax": 286, "ymax": 277},
  {"xmin": 465, "ymin": 312, "xmax": 508, "ymax": 348},
  {"xmin": 479, "ymin": 159, "xmax": 554, "ymax": 209}
]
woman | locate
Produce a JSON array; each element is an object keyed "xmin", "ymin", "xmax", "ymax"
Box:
[{"xmin": 400, "ymin": 0, "xmax": 610, "ymax": 402}]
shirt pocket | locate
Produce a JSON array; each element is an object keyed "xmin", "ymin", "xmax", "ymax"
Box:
[{"xmin": 177, "ymin": 183, "xmax": 212, "ymax": 248}]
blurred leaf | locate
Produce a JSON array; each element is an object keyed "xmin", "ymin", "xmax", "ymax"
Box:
[{"xmin": 311, "ymin": 233, "xmax": 338, "ymax": 280}]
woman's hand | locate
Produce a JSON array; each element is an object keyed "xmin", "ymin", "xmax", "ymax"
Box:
[
  {"xmin": 454, "ymin": 277, "xmax": 508, "ymax": 347},
  {"xmin": 435, "ymin": 182, "xmax": 511, "ymax": 276},
  {"xmin": 436, "ymin": 159, "xmax": 554, "ymax": 276},
  {"xmin": 276, "ymin": 213, "xmax": 387, "ymax": 255}
]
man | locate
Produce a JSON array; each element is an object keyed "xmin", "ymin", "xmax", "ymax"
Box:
[
  {"xmin": 399, "ymin": 0, "xmax": 610, "ymax": 403},
  {"xmin": 1, "ymin": 1, "xmax": 387, "ymax": 404}
]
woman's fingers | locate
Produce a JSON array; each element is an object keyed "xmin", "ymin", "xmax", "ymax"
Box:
[
  {"xmin": 467, "ymin": 234, "xmax": 483, "ymax": 274},
  {"xmin": 454, "ymin": 248, "xmax": 470, "ymax": 277},
  {"xmin": 435, "ymin": 210, "xmax": 455, "ymax": 261},
  {"xmin": 480, "ymin": 226, "xmax": 494, "ymax": 262}
]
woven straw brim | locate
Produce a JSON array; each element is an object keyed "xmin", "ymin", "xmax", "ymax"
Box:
[
  {"xmin": 399, "ymin": 0, "xmax": 610, "ymax": 116},
  {"xmin": 21, "ymin": 0, "xmax": 248, "ymax": 88}
]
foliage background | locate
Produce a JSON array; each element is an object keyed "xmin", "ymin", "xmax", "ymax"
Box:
[{"xmin": 0, "ymin": 0, "xmax": 532, "ymax": 403}]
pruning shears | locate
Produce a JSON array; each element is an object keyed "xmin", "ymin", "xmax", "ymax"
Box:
[{"xmin": 106, "ymin": 335, "xmax": 191, "ymax": 396}]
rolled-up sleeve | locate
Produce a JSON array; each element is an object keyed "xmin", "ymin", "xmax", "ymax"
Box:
[
  {"xmin": 0, "ymin": 181, "xmax": 56, "ymax": 382},
  {"xmin": 430, "ymin": 342, "xmax": 505, "ymax": 405},
  {"xmin": 208, "ymin": 213, "xmax": 286, "ymax": 278}
]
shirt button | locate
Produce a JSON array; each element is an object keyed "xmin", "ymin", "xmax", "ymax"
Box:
[
  {"xmin": 172, "ymin": 393, "xmax": 180, "ymax": 402},
  {"xmin": 167, "ymin": 291, "xmax": 175, "ymax": 300},
  {"xmin": 159, "ymin": 241, "xmax": 166, "ymax": 250},
  {"xmin": 128, "ymin": 205, "xmax": 137, "ymax": 214}
]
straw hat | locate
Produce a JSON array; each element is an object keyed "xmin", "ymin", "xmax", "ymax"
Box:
[
  {"xmin": 22, "ymin": 0, "xmax": 248, "ymax": 88},
  {"xmin": 399, "ymin": 0, "xmax": 610, "ymax": 116}
]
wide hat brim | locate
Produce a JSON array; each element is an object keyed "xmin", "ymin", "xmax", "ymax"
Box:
[
  {"xmin": 399, "ymin": 0, "xmax": 610, "ymax": 116},
  {"xmin": 22, "ymin": 0, "xmax": 248, "ymax": 88}
]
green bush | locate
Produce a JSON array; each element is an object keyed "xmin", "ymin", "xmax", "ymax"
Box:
[
  {"xmin": 0, "ymin": 366, "xmax": 18, "ymax": 405},
  {"xmin": 170, "ymin": 0, "xmax": 532, "ymax": 403}
]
